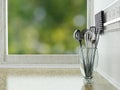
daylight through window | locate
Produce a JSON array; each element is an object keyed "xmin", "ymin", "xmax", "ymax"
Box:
[{"xmin": 8, "ymin": 0, "xmax": 87, "ymax": 54}]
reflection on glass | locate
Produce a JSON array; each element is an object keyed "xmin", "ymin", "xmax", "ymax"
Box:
[
  {"xmin": 8, "ymin": 0, "xmax": 87, "ymax": 54},
  {"xmin": 7, "ymin": 76, "xmax": 84, "ymax": 90}
]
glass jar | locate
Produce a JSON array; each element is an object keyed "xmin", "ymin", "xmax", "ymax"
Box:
[{"xmin": 79, "ymin": 48, "xmax": 98, "ymax": 84}]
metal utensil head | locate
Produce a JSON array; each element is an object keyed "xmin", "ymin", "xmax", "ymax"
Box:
[
  {"xmin": 84, "ymin": 30, "xmax": 95, "ymax": 48},
  {"xmin": 73, "ymin": 29, "xmax": 82, "ymax": 41}
]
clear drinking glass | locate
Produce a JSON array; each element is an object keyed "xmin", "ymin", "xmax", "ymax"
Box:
[{"xmin": 79, "ymin": 48, "xmax": 98, "ymax": 84}]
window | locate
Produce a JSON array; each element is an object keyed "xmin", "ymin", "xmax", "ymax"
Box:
[
  {"xmin": 8, "ymin": 0, "xmax": 87, "ymax": 54},
  {"xmin": 0, "ymin": 0, "xmax": 93, "ymax": 66}
]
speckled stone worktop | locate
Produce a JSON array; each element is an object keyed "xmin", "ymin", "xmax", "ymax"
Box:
[{"xmin": 0, "ymin": 68, "xmax": 117, "ymax": 90}]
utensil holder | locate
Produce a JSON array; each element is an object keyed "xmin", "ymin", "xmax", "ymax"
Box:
[{"xmin": 79, "ymin": 48, "xmax": 98, "ymax": 84}]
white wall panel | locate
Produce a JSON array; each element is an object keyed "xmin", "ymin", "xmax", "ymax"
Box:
[
  {"xmin": 94, "ymin": 0, "xmax": 120, "ymax": 89},
  {"xmin": 94, "ymin": 0, "xmax": 117, "ymax": 14}
]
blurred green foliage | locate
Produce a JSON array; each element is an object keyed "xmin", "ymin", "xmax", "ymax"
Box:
[{"xmin": 8, "ymin": 0, "xmax": 87, "ymax": 54}]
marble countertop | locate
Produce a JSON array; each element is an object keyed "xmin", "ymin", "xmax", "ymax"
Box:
[{"xmin": 0, "ymin": 68, "xmax": 117, "ymax": 90}]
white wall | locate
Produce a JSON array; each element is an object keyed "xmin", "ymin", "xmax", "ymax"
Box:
[
  {"xmin": 98, "ymin": 30, "xmax": 120, "ymax": 88},
  {"xmin": 94, "ymin": 0, "xmax": 120, "ymax": 89},
  {"xmin": 94, "ymin": 0, "xmax": 117, "ymax": 14}
]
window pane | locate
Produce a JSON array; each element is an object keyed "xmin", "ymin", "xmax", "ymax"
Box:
[{"xmin": 8, "ymin": 0, "xmax": 87, "ymax": 54}]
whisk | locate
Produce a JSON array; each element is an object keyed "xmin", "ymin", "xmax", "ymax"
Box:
[
  {"xmin": 89, "ymin": 27, "xmax": 100, "ymax": 75},
  {"xmin": 84, "ymin": 30, "xmax": 95, "ymax": 78}
]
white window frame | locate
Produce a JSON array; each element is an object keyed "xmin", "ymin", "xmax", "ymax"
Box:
[{"xmin": 0, "ymin": 0, "xmax": 94, "ymax": 67}]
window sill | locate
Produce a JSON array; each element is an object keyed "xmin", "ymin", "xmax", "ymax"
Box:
[
  {"xmin": 0, "ymin": 68, "xmax": 117, "ymax": 90},
  {"xmin": 0, "ymin": 64, "xmax": 79, "ymax": 68}
]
